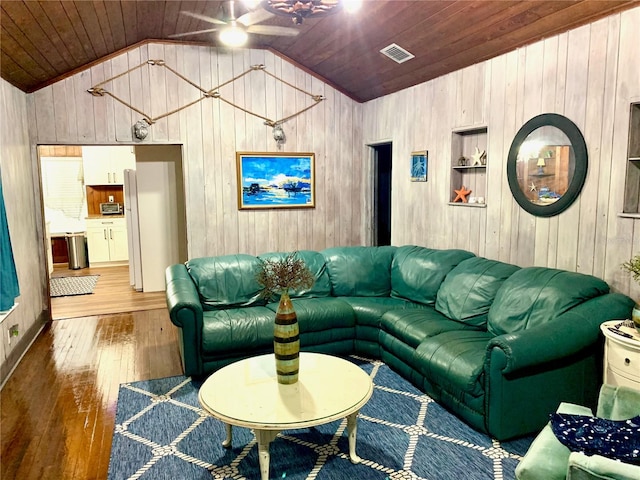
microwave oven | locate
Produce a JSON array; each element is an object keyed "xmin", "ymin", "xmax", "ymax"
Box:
[{"xmin": 100, "ymin": 202, "xmax": 122, "ymax": 215}]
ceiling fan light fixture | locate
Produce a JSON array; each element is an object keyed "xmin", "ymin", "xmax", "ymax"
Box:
[
  {"xmin": 262, "ymin": 0, "xmax": 342, "ymax": 24},
  {"xmin": 242, "ymin": 0, "xmax": 262, "ymax": 9},
  {"xmin": 219, "ymin": 21, "xmax": 249, "ymax": 47},
  {"xmin": 342, "ymin": 0, "xmax": 362, "ymax": 13}
]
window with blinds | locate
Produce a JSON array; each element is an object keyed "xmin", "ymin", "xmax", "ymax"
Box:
[{"xmin": 40, "ymin": 157, "xmax": 86, "ymax": 220}]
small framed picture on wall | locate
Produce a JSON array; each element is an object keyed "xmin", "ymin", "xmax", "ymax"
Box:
[{"xmin": 411, "ymin": 150, "xmax": 428, "ymax": 182}]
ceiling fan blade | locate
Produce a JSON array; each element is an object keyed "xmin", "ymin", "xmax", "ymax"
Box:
[
  {"xmin": 179, "ymin": 11, "xmax": 227, "ymax": 25},
  {"xmin": 168, "ymin": 28, "xmax": 220, "ymax": 39},
  {"xmin": 237, "ymin": 8, "xmax": 275, "ymax": 27},
  {"xmin": 247, "ymin": 25, "xmax": 300, "ymax": 37}
]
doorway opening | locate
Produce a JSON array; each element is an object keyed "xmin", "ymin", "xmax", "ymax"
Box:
[
  {"xmin": 37, "ymin": 144, "xmax": 187, "ymax": 319},
  {"xmin": 372, "ymin": 143, "xmax": 392, "ymax": 246}
]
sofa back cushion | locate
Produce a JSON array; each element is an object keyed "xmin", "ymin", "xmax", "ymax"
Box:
[
  {"xmin": 487, "ymin": 267, "xmax": 610, "ymax": 336},
  {"xmin": 257, "ymin": 250, "xmax": 331, "ymax": 299},
  {"xmin": 391, "ymin": 245, "xmax": 475, "ymax": 306},
  {"xmin": 186, "ymin": 254, "xmax": 264, "ymax": 309},
  {"xmin": 435, "ymin": 257, "xmax": 521, "ymax": 327},
  {"xmin": 322, "ymin": 246, "xmax": 396, "ymax": 296}
]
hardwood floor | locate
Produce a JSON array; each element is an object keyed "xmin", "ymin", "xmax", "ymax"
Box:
[
  {"xmin": 0, "ymin": 310, "xmax": 183, "ymax": 479},
  {"xmin": 1, "ymin": 266, "xmax": 183, "ymax": 479},
  {"xmin": 50, "ymin": 265, "xmax": 167, "ymax": 320}
]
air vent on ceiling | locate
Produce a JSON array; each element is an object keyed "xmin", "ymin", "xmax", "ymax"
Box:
[{"xmin": 380, "ymin": 43, "xmax": 415, "ymax": 64}]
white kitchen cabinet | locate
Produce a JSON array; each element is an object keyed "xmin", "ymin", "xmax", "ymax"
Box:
[
  {"xmin": 108, "ymin": 223, "xmax": 129, "ymax": 261},
  {"xmin": 86, "ymin": 218, "xmax": 129, "ymax": 264},
  {"xmin": 82, "ymin": 146, "xmax": 135, "ymax": 185}
]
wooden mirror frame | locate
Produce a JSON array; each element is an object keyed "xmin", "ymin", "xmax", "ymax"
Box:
[{"xmin": 506, "ymin": 113, "xmax": 588, "ymax": 217}]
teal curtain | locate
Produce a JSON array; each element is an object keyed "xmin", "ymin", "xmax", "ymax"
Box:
[{"xmin": 0, "ymin": 176, "xmax": 19, "ymax": 311}]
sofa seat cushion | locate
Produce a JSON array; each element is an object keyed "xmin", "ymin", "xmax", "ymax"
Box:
[
  {"xmin": 435, "ymin": 257, "xmax": 520, "ymax": 327},
  {"xmin": 488, "ymin": 267, "xmax": 610, "ymax": 336},
  {"xmin": 266, "ymin": 297, "xmax": 355, "ymax": 332},
  {"xmin": 322, "ymin": 246, "xmax": 396, "ymax": 297},
  {"xmin": 186, "ymin": 254, "xmax": 265, "ymax": 310},
  {"xmin": 391, "ymin": 245, "xmax": 475, "ymax": 306},
  {"xmin": 341, "ymin": 296, "xmax": 429, "ymax": 327},
  {"xmin": 415, "ymin": 330, "xmax": 494, "ymax": 398},
  {"xmin": 258, "ymin": 250, "xmax": 331, "ymax": 298},
  {"xmin": 381, "ymin": 308, "xmax": 478, "ymax": 349},
  {"xmin": 201, "ymin": 306, "xmax": 275, "ymax": 356}
]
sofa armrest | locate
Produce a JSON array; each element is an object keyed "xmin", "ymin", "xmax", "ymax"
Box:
[
  {"xmin": 166, "ymin": 264, "xmax": 203, "ymax": 327},
  {"xmin": 488, "ymin": 293, "xmax": 634, "ymax": 375},
  {"xmin": 515, "ymin": 403, "xmax": 593, "ymax": 480},
  {"xmin": 567, "ymin": 452, "xmax": 640, "ymax": 480},
  {"xmin": 165, "ymin": 264, "xmax": 204, "ymax": 376},
  {"xmin": 484, "ymin": 293, "xmax": 633, "ymax": 440},
  {"xmin": 488, "ymin": 313, "xmax": 596, "ymax": 375}
]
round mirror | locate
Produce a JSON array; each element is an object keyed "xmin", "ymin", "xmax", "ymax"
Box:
[{"xmin": 507, "ymin": 113, "xmax": 588, "ymax": 217}]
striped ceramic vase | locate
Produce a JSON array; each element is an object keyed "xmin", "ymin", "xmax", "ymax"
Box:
[{"xmin": 273, "ymin": 290, "xmax": 300, "ymax": 384}]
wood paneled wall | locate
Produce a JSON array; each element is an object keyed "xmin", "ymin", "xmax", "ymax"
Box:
[
  {"xmin": 86, "ymin": 186, "xmax": 124, "ymax": 216},
  {"xmin": 26, "ymin": 45, "xmax": 365, "ymax": 259},
  {"xmin": 21, "ymin": 6, "xmax": 640, "ymax": 305},
  {"xmin": 0, "ymin": 79, "xmax": 48, "ymax": 381},
  {"xmin": 38, "ymin": 145, "xmax": 82, "ymax": 157},
  {"xmin": 363, "ymin": 6, "xmax": 640, "ymax": 298}
]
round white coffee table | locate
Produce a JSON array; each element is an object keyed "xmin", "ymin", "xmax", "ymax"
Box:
[{"xmin": 198, "ymin": 352, "xmax": 373, "ymax": 480}]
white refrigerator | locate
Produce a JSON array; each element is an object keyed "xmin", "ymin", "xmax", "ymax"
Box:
[{"xmin": 124, "ymin": 169, "xmax": 143, "ymax": 291}]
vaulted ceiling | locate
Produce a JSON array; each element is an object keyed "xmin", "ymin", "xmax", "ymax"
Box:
[{"xmin": 1, "ymin": 1, "xmax": 638, "ymax": 103}]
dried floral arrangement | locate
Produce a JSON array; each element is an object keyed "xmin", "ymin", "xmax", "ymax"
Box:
[
  {"xmin": 622, "ymin": 253, "xmax": 640, "ymax": 284},
  {"xmin": 256, "ymin": 251, "xmax": 315, "ymax": 299}
]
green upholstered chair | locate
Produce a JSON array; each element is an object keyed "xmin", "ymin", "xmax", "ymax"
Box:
[{"xmin": 515, "ymin": 384, "xmax": 640, "ymax": 480}]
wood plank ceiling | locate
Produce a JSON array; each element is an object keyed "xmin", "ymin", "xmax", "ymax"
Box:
[{"xmin": 1, "ymin": 1, "xmax": 638, "ymax": 103}]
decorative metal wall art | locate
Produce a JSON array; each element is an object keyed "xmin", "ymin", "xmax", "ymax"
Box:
[
  {"xmin": 132, "ymin": 119, "xmax": 149, "ymax": 140},
  {"xmin": 273, "ymin": 124, "xmax": 286, "ymax": 145}
]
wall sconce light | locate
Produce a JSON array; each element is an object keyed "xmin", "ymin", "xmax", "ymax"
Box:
[
  {"xmin": 273, "ymin": 124, "xmax": 285, "ymax": 144},
  {"xmin": 133, "ymin": 119, "xmax": 150, "ymax": 140}
]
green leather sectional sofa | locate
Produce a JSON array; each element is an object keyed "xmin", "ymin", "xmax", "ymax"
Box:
[{"xmin": 165, "ymin": 245, "xmax": 634, "ymax": 440}]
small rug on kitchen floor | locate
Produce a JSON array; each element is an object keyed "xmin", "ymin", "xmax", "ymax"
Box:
[
  {"xmin": 50, "ymin": 275, "xmax": 99, "ymax": 297},
  {"xmin": 107, "ymin": 357, "xmax": 533, "ymax": 480}
]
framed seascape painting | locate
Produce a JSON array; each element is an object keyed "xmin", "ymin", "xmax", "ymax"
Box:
[
  {"xmin": 236, "ymin": 152, "xmax": 315, "ymax": 209},
  {"xmin": 411, "ymin": 150, "xmax": 428, "ymax": 182}
]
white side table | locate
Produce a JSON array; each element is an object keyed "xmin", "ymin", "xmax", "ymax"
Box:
[{"xmin": 600, "ymin": 320, "xmax": 640, "ymax": 390}]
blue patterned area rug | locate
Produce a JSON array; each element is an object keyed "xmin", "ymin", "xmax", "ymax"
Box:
[{"xmin": 108, "ymin": 357, "xmax": 533, "ymax": 480}]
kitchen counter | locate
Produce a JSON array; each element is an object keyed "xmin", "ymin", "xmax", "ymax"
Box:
[
  {"xmin": 50, "ymin": 231, "xmax": 85, "ymax": 237},
  {"xmin": 86, "ymin": 214, "xmax": 125, "ymax": 219}
]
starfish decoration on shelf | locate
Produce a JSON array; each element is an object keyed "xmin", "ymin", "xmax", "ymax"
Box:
[
  {"xmin": 529, "ymin": 182, "xmax": 537, "ymax": 192},
  {"xmin": 471, "ymin": 147, "xmax": 486, "ymax": 166},
  {"xmin": 453, "ymin": 185, "xmax": 472, "ymax": 203}
]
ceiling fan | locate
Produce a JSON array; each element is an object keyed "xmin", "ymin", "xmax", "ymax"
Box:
[{"xmin": 169, "ymin": 1, "xmax": 300, "ymax": 47}]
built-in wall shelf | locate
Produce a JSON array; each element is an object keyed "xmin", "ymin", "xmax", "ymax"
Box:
[
  {"xmin": 623, "ymin": 102, "xmax": 640, "ymax": 214},
  {"xmin": 452, "ymin": 165, "xmax": 486, "ymax": 171},
  {"xmin": 618, "ymin": 212, "xmax": 640, "ymax": 219},
  {"xmin": 448, "ymin": 202, "xmax": 487, "ymax": 208},
  {"xmin": 450, "ymin": 126, "xmax": 488, "ymax": 205}
]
